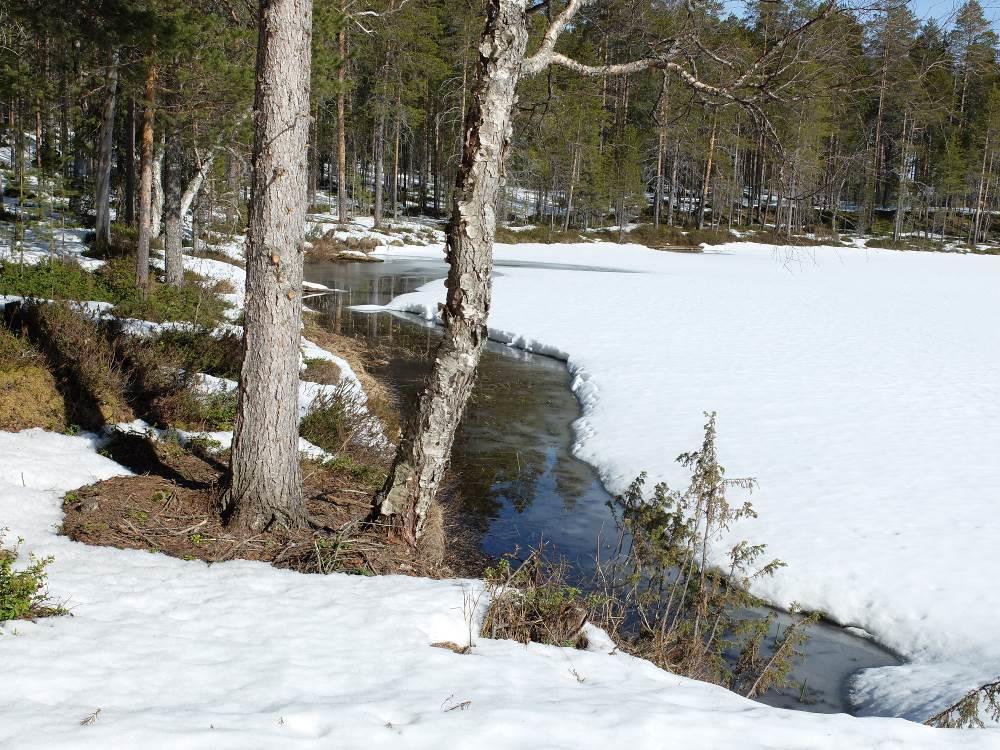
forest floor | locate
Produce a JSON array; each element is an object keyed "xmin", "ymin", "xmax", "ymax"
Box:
[{"xmin": 1, "ymin": 177, "xmax": 998, "ymax": 746}]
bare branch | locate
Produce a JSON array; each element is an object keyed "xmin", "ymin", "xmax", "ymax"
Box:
[{"xmin": 522, "ymin": 0, "xmax": 590, "ymax": 75}]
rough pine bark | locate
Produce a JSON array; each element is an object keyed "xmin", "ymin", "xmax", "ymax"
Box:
[
  {"xmin": 94, "ymin": 56, "xmax": 118, "ymax": 251},
  {"xmin": 223, "ymin": 0, "xmax": 313, "ymax": 534},
  {"xmin": 136, "ymin": 64, "xmax": 156, "ymax": 288},
  {"xmin": 162, "ymin": 123, "xmax": 184, "ymax": 287},
  {"xmin": 374, "ymin": 0, "xmax": 529, "ymax": 545}
]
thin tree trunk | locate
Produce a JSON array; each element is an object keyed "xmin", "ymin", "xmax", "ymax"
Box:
[
  {"xmin": 893, "ymin": 113, "xmax": 910, "ymax": 242},
  {"xmin": 373, "ymin": 106, "xmax": 386, "ymax": 227},
  {"xmin": 162, "ymin": 121, "xmax": 184, "ymax": 287},
  {"xmin": 863, "ymin": 34, "xmax": 890, "ymax": 236},
  {"xmin": 181, "ymin": 151, "xmax": 216, "ymax": 220},
  {"xmin": 697, "ymin": 112, "xmax": 717, "ymax": 230},
  {"xmin": 667, "ymin": 142, "xmax": 678, "ymax": 226},
  {"xmin": 654, "ymin": 129, "xmax": 665, "ymax": 228},
  {"xmin": 374, "ymin": 0, "xmax": 528, "ymax": 545},
  {"xmin": 971, "ymin": 133, "xmax": 990, "ymax": 246},
  {"xmin": 124, "ymin": 97, "xmax": 136, "ymax": 225},
  {"xmin": 136, "ymin": 63, "xmax": 156, "ymax": 288},
  {"xmin": 563, "ymin": 144, "xmax": 579, "ymax": 232},
  {"xmin": 224, "ymin": 0, "xmax": 314, "ymax": 533},
  {"xmin": 151, "ymin": 136, "xmax": 164, "ymax": 237},
  {"xmin": 392, "ymin": 94, "xmax": 401, "ymax": 221},
  {"xmin": 336, "ymin": 18, "xmax": 348, "ymax": 223},
  {"xmin": 94, "ymin": 54, "xmax": 119, "ymax": 250}
]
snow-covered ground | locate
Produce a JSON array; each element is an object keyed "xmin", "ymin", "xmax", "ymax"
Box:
[
  {"xmin": 4, "ymin": 203, "xmax": 999, "ymax": 743},
  {"xmin": 371, "ymin": 240, "xmax": 1000, "ymax": 724},
  {"xmin": 1, "ymin": 428, "xmax": 991, "ymax": 748}
]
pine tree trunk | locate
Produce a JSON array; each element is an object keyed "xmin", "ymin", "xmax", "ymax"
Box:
[
  {"xmin": 308, "ymin": 101, "xmax": 318, "ymax": 207},
  {"xmin": 124, "ymin": 97, "xmax": 136, "ymax": 226},
  {"xmin": 374, "ymin": 0, "xmax": 528, "ymax": 545},
  {"xmin": 136, "ymin": 64, "xmax": 156, "ymax": 288},
  {"xmin": 94, "ymin": 55, "xmax": 118, "ymax": 250},
  {"xmin": 224, "ymin": 0, "xmax": 314, "ymax": 534},
  {"xmin": 336, "ymin": 19, "xmax": 348, "ymax": 224},
  {"xmin": 392, "ymin": 95, "xmax": 401, "ymax": 220},
  {"xmin": 226, "ymin": 150, "xmax": 240, "ymax": 225},
  {"xmin": 162, "ymin": 122, "xmax": 184, "ymax": 287}
]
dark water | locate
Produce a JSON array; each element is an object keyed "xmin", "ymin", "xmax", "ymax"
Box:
[{"xmin": 304, "ymin": 255, "xmax": 901, "ymax": 716}]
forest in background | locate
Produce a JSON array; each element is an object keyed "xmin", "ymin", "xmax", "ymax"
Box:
[{"xmin": 1, "ymin": 0, "xmax": 999, "ymax": 250}]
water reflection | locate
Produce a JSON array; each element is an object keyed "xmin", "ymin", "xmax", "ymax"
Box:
[
  {"xmin": 307, "ymin": 258, "xmax": 607, "ymax": 557},
  {"xmin": 304, "ymin": 255, "xmax": 901, "ymax": 716}
]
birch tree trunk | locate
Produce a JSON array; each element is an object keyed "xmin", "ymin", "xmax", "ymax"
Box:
[
  {"xmin": 224, "ymin": 0, "xmax": 313, "ymax": 534},
  {"xmin": 697, "ymin": 112, "xmax": 717, "ymax": 230},
  {"xmin": 374, "ymin": 0, "xmax": 528, "ymax": 545},
  {"xmin": 162, "ymin": 122, "xmax": 184, "ymax": 287},
  {"xmin": 180, "ymin": 153, "xmax": 215, "ymax": 221},
  {"xmin": 151, "ymin": 138, "xmax": 164, "ymax": 237},
  {"xmin": 970, "ymin": 133, "xmax": 990, "ymax": 246},
  {"xmin": 94, "ymin": 55, "xmax": 118, "ymax": 251},
  {"xmin": 136, "ymin": 64, "xmax": 156, "ymax": 288}
]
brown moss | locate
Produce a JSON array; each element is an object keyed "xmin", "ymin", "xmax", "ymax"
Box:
[
  {"xmin": 0, "ymin": 365, "xmax": 66, "ymax": 431},
  {"xmin": 7, "ymin": 301, "xmax": 133, "ymax": 428}
]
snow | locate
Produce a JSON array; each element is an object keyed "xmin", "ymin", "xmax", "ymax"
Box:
[
  {"xmin": 306, "ymin": 213, "xmax": 445, "ymax": 250},
  {"xmin": 0, "ymin": 223, "xmax": 103, "ymax": 270},
  {"xmin": 112, "ymin": 418, "xmax": 334, "ymax": 462},
  {"xmin": 1, "ymin": 427, "xmax": 991, "ymax": 748},
  {"xmin": 370, "ymin": 240, "xmax": 1000, "ymax": 722},
  {"xmin": 191, "ymin": 365, "xmax": 361, "ymax": 422},
  {"xmin": 150, "ymin": 254, "xmax": 246, "ymax": 319},
  {"xmin": 3, "ymin": 190, "xmax": 998, "ymax": 741}
]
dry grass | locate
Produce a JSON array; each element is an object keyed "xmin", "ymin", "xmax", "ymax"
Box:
[
  {"xmin": 302, "ymin": 319, "xmax": 401, "ymax": 441},
  {"xmin": 302, "ymin": 358, "xmax": 342, "ymax": 384},
  {"xmin": 480, "ymin": 548, "xmax": 590, "ymax": 648},
  {"xmin": 190, "ymin": 247, "xmax": 245, "ymax": 268},
  {"xmin": 307, "ymin": 233, "xmax": 381, "ymax": 262}
]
